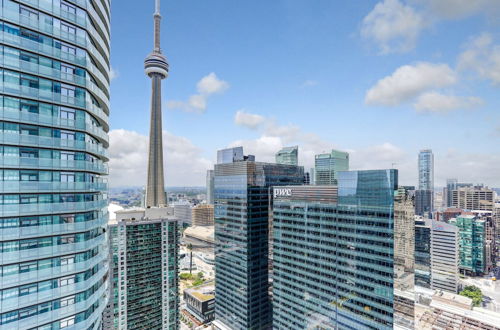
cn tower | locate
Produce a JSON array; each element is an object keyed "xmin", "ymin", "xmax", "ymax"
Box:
[{"xmin": 144, "ymin": 0, "xmax": 169, "ymax": 207}]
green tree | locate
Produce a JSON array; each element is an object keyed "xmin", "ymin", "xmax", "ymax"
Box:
[{"xmin": 459, "ymin": 285, "xmax": 483, "ymax": 307}]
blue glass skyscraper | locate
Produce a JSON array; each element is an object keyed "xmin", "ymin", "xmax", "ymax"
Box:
[
  {"xmin": 0, "ymin": 0, "xmax": 110, "ymax": 328},
  {"xmin": 272, "ymin": 170, "xmax": 415, "ymax": 330},
  {"xmin": 212, "ymin": 148, "xmax": 304, "ymax": 330}
]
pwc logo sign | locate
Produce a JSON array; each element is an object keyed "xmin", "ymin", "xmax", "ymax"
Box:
[{"xmin": 274, "ymin": 188, "xmax": 292, "ymax": 198}]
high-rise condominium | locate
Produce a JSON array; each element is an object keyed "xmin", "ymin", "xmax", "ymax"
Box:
[
  {"xmin": 0, "ymin": 0, "xmax": 110, "ymax": 328},
  {"xmin": 416, "ymin": 149, "xmax": 434, "ymax": 216},
  {"xmin": 109, "ymin": 209, "xmax": 179, "ymax": 329},
  {"xmin": 212, "ymin": 147, "xmax": 304, "ymax": 330},
  {"xmin": 272, "ymin": 171, "xmax": 415, "ymax": 329},
  {"xmin": 451, "ymin": 185, "xmax": 495, "ymax": 212},
  {"xmin": 275, "ymin": 145, "xmax": 298, "ymax": 166},
  {"xmin": 314, "ymin": 149, "xmax": 349, "ymax": 185}
]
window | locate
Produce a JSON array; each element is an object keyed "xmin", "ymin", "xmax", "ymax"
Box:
[
  {"xmin": 60, "ymin": 43, "xmax": 76, "ymax": 55},
  {"xmin": 20, "ymin": 195, "xmax": 37, "ymax": 204},
  {"xmin": 60, "ymin": 235, "xmax": 75, "ymax": 244},
  {"xmin": 60, "ymin": 131, "xmax": 75, "ymax": 140},
  {"xmin": 60, "ymin": 295, "xmax": 75, "ymax": 307},
  {"xmin": 20, "ymin": 52, "xmax": 38, "ymax": 64},
  {"xmin": 61, "ymin": 215, "xmax": 75, "ymax": 223},
  {"xmin": 61, "ymin": 85, "xmax": 75, "ymax": 97},
  {"xmin": 18, "ymin": 307, "xmax": 37, "ymax": 320},
  {"xmin": 61, "ymin": 2, "xmax": 77, "ymax": 15},
  {"xmin": 60, "ymin": 316, "xmax": 75, "ymax": 328},
  {"xmin": 60, "ymin": 23, "xmax": 76, "ymax": 35},
  {"xmin": 20, "ymin": 7, "xmax": 39, "ymax": 19},
  {"xmin": 19, "ymin": 262, "xmax": 37, "ymax": 274},
  {"xmin": 60, "ymin": 256, "xmax": 75, "ymax": 265},
  {"xmin": 60, "ymin": 108, "xmax": 76, "ymax": 120},
  {"xmin": 20, "ymin": 148, "xmax": 38, "ymax": 158},
  {"xmin": 59, "ymin": 275, "xmax": 75, "ymax": 286},
  {"xmin": 61, "ymin": 64, "xmax": 76, "ymax": 75},
  {"xmin": 60, "ymin": 151, "xmax": 75, "ymax": 161},
  {"xmin": 20, "ymin": 171, "xmax": 38, "ymax": 181},
  {"xmin": 20, "ymin": 100, "xmax": 39, "ymax": 113},
  {"xmin": 20, "ymin": 76, "xmax": 39, "ymax": 89},
  {"xmin": 19, "ymin": 284, "xmax": 37, "ymax": 296},
  {"xmin": 60, "ymin": 172, "xmax": 75, "ymax": 182}
]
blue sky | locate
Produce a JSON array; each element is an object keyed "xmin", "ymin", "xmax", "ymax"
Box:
[{"xmin": 108, "ymin": 0, "xmax": 500, "ymax": 187}]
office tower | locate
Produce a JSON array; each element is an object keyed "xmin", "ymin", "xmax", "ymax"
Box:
[
  {"xmin": 314, "ymin": 149, "xmax": 349, "ymax": 185},
  {"xmin": 212, "ymin": 148, "xmax": 304, "ymax": 330},
  {"xmin": 418, "ymin": 149, "xmax": 434, "ymax": 191},
  {"xmin": 450, "ymin": 215, "xmax": 486, "ymax": 276},
  {"xmin": 435, "ymin": 207, "xmax": 462, "ymax": 222},
  {"xmin": 172, "ymin": 201, "xmax": 192, "ymax": 226},
  {"xmin": 430, "ymin": 220, "xmax": 459, "ymax": 293},
  {"xmin": 303, "ymin": 171, "xmax": 310, "ymax": 185},
  {"xmin": 416, "ymin": 149, "xmax": 434, "ymax": 216},
  {"xmin": 206, "ymin": 169, "xmax": 214, "ymax": 204},
  {"xmin": 451, "ymin": 186, "xmax": 495, "ymax": 212},
  {"xmin": 415, "ymin": 190, "xmax": 433, "ymax": 217},
  {"xmin": 483, "ymin": 215, "xmax": 496, "ymax": 273},
  {"xmin": 415, "ymin": 219, "xmax": 432, "ymax": 288},
  {"xmin": 310, "ymin": 168, "xmax": 315, "ymax": 185},
  {"xmin": 0, "ymin": 0, "xmax": 111, "ymax": 328},
  {"xmin": 109, "ymin": 208, "xmax": 179, "ymax": 329},
  {"xmin": 145, "ymin": 0, "xmax": 169, "ymax": 207},
  {"xmin": 445, "ymin": 178, "xmax": 458, "ymax": 207},
  {"xmin": 275, "ymin": 145, "xmax": 298, "ymax": 166},
  {"xmin": 192, "ymin": 204, "xmax": 214, "ymax": 226},
  {"xmin": 272, "ymin": 170, "xmax": 415, "ymax": 330},
  {"xmin": 216, "ymin": 146, "xmax": 244, "ymax": 164}
]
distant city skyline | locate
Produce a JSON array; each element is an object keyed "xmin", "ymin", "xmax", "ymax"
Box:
[{"xmin": 109, "ymin": 0, "xmax": 500, "ymax": 187}]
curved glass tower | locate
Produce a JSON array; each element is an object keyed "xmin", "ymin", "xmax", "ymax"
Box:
[{"xmin": 0, "ymin": 0, "xmax": 111, "ymax": 329}]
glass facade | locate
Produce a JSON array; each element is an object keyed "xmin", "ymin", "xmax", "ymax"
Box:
[
  {"xmin": 450, "ymin": 215, "xmax": 486, "ymax": 276},
  {"xmin": 109, "ymin": 209, "xmax": 179, "ymax": 330},
  {"xmin": 275, "ymin": 146, "xmax": 298, "ymax": 166},
  {"xmin": 314, "ymin": 149, "xmax": 349, "ymax": 185},
  {"xmin": 0, "ymin": 0, "xmax": 110, "ymax": 328},
  {"xmin": 272, "ymin": 170, "xmax": 415, "ymax": 330},
  {"xmin": 214, "ymin": 159, "xmax": 304, "ymax": 330},
  {"xmin": 418, "ymin": 150, "xmax": 433, "ymax": 191},
  {"xmin": 415, "ymin": 219, "xmax": 431, "ymax": 288}
]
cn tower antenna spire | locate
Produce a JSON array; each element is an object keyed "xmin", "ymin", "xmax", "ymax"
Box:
[{"xmin": 144, "ymin": 0, "xmax": 169, "ymax": 207}]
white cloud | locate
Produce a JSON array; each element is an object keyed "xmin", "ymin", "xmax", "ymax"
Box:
[
  {"xmin": 110, "ymin": 67, "xmax": 119, "ymax": 81},
  {"xmin": 365, "ymin": 62, "xmax": 457, "ymax": 106},
  {"xmin": 234, "ymin": 110, "xmax": 266, "ymax": 129},
  {"xmin": 167, "ymin": 73, "xmax": 229, "ymax": 113},
  {"xmin": 361, "ymin": 0, "xmax": 425, "ymax": 54},
  {"xmin": 108, "ymin": 129, "xmax": 211, "ymax": 187},
  {"xmin": 196, "ymin": 72, "xmax": 229, "ymax": 94},
  {"xmin": 227, "ymin": 110, "xmax": 500, "ymax": 186},
  {"xmin": 413, "ymin": 92, "xmax": 483, "ymax": 113},
  {"xmin": 458, "ymin": 33, "xmax": 500, "ymax": 86}
]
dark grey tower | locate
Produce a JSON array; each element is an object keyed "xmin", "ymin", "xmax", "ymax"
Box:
[{"xmin": 145, "ymin": 0, "xmax": 169, "ymax": 207}]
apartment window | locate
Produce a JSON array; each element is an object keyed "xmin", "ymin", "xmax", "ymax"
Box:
[
  {"xmin": 61, "ymin": 1, "xmax": 76, "ymax": 15},
  {"xmin": 20, "ymin": 6, "xmax": 39, "ymax": 19},
  {"xmin": 20, "ymin": 171, "xmax": 38, "ymax": 181},
  {"xmin": 20, "ymin": 52, "xmax": 38, "ymax": 64},
  {"xmin": 61, "ymin": 172, "xmax": 75, "ymax": 182},
  {"xmin": 20, "ymin": 28, "xmax": 40, "ymax": 42},
  {"xmin": 19, "ymin": 262, "xmax": 37, "ymax": 273},
  {"xmin": 60, "ymin": 151, "xmax": 75, "ymax": 161},
  {"xmin": 61, "ymin": 64, "xmax": 76, "ymax": 75},
  {"xmin": 20, "ymin": 76, "xmax": 39, "ymax": 89},
  {"xmin": 19, "ymin": 284, "xmax": 37, "ymax": 296},
  {"xmin": 60, "ymin": 131, "xmax": 75, "ymax": 140},
  {"xmin": 18, "ymin": 307, "xmax": 37, "ymax": 320},
  {"xmin": 20, "ymin": 195, "xmax": 37, "ymax": 204},
  {"xmin": 60, "ymin": 23, "xmax": 76, "ymax": 35},
  {"xmin": 61, "ymin": 215, "xmax": 75, "ymax": 223},
  {"xmin": 59, "ymin": 275, "xmax": 75, "ymax": 286},
  {"xmin": 60, "ymin": 108, "xmax": 76, "ymax": 120},
  {"xmin": 60, "ymin": 235, "xmax": 75, "ymax": 244},
  {"xmin": 60, "ymin": 296, "xmax": 75, "ymax": 307},
  {"xmin": 60, "ymin": 256, "xmax": 75, "ymax": 265},
  {"xmin": 20, "ymin": 100, "xmax": 39, "ymax": 113},
  {"xmin": 61, "ymin": 85, "xmax": 76, "ymax": 97},
  {"xmin": 60, "ymin": 316, "xmax": 75, "ymax": 328},
  {"xmin": 60, "ymin": 43, "xmax": 76, "ymax": 55}
]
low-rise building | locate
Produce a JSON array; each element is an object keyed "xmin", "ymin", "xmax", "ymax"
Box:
[{"xmin": 184, "ymin": 282, "xmax": 215, "ymax": 324}]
